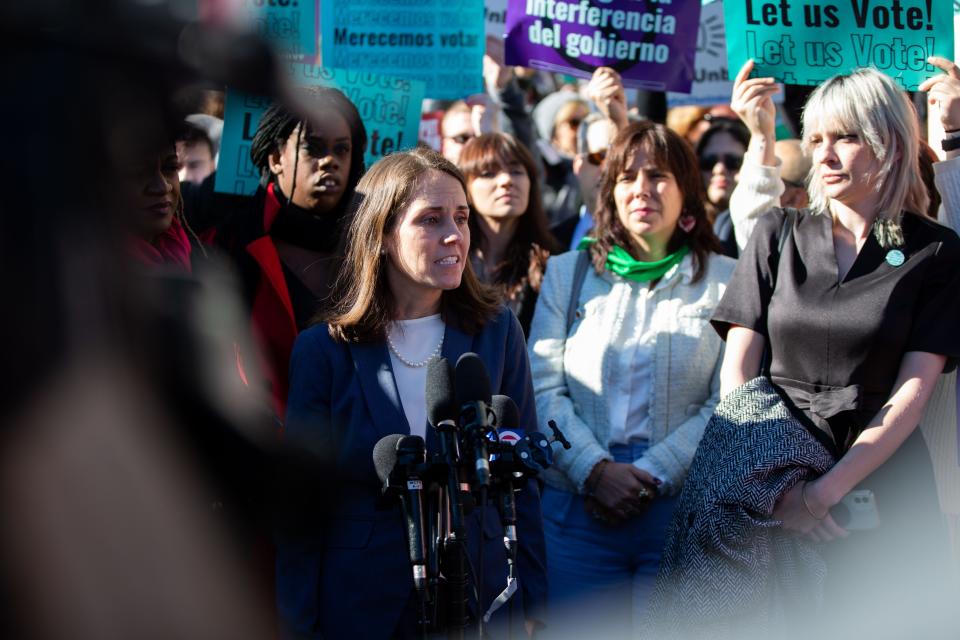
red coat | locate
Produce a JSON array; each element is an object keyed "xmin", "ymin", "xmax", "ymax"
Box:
[{"xmin": 213, "ymin": 184, "xmax": 302, "ymax": 421}]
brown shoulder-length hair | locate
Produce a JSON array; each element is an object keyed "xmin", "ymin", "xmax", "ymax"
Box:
[
  {"xmin": 590, "ymin": 120, "xmax": 722, "ymax": 283},
  {"xmin": 326, "ymin": 147, "xmax": 500, "ymax": 343},
  {"xmin": 459, "ymin": 133, "xmax": 561, "ymax": 297}
]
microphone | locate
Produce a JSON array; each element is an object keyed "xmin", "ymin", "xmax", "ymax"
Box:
[
  {"xmin": 489, "ymin": 395, "xmax": 521, "ymax": 549},
  {"xmin": 455, "ymin": 353, "xmax": 495, "ymax": 487},
  {"xmin": 426, "ymin": 357, "xmax": 458, "ymax": 434},
  {"xmin": 426, "ymin": 356, "xmax": 475, "ymax": 517},
  {"xmin": 372, "ymin": 434, "xmax": 428, "ymax": 592},
  {"xmin": 491, "ymin": 394, "xmax": 522, "ymax": 443},
  {"xmin": 425, "ymin": 357, "xmax": 470, "ymax": 630},
  {"xmin": 491, "ymin": 394, "xmax": 554, "ymax": 475}
]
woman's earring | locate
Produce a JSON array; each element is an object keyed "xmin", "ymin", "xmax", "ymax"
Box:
[{"xmin": 678, "ymin": 214, "xmax": 696, "ymax": 233}]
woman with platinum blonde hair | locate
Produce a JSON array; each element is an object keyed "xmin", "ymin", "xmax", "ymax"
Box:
[
  {"xmin": 654, "ymin": 67, "xmax": 960, "ymax": 635},
  {"xmin": 801, "ymin": 68, "xmax": 930, "ymax": 247}
]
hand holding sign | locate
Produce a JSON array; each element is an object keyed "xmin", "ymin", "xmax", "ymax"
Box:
[
  {"xmin": 731, "ymin": 59, "xmax": 780, "ymax": 167},
  {"xmin": 466, "ymin": 94, "xmax": 502, "ymax": 136},
  {"xmin": 484, "ymin": 35, "xmax": 514, "ymax": 93},
  {"xmin": 731, "ymin": 60, "xmax": 779, "ymax": 140},
  {"xmin": 587, "ymin": 67, "xmax": 628, "ymax": 131},
  {"xmin": 919, "ymin": 56, "xmax": 960, "ymax": 134}
]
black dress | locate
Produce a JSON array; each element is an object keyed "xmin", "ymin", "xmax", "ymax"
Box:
[{"xmin": 711, "ymin": 208, "xmax": 960, "ymax": 630}]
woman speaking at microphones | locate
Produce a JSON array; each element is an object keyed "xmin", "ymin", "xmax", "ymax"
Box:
[{"xmin": 277, "ymin": 148, "xmax": 546, "ymax": 638}]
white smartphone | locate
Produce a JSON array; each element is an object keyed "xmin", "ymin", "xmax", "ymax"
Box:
[{"xmin": 829, "ymin": 489, "xmax": 880, "ymax": 530}]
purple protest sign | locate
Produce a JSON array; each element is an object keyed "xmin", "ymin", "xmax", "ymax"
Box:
[{"xmin": 504, "ymin": 0, "xmax": 701, "ymax": 92}]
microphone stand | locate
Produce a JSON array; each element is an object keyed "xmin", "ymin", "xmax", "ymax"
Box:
[
  {"xmin": 499, "ymin": 477, "xmax": 518, "ymax": 640},
  {"xmin": 434, "ymin": 418, "xmax": 469, "ymax": 639},
  {"xmin": 426, "ymin": 483, "xmax": 443, "ymax": 634},
  {"xmin": 483, "ymin": 420, "xmax": 571, "ymax": 637}
]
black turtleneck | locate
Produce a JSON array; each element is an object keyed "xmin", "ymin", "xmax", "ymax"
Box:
[{"xmin": 269, "ymin": 198, "xmax": 346, "ymax": 254}]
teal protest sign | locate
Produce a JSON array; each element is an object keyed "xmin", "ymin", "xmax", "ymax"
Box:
[
  {"xmin": 215, "ymin": 67, "xmax": 425, "ymax": 196},
  {"xmin": 668, "ymin": 0, "xmax": 785, "ymax": 107},
  {"xmin": 724, "ymin": 0, "xmax": 953, "ymax": 90},
  {"xmin": 320, "ymin": 0, "xmax": 485, "ymax": 99},
  {"xmin": 235, "ymin": 0, "xmax": 317, "ymax": 57}
]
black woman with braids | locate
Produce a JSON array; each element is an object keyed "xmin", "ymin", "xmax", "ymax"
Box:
[{"xmin": 187, "ymin": 86, "xmax": 367, "ymax": 420}]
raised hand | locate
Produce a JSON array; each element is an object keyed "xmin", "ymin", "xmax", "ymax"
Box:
[
  {"xmin": 587, "ymin": 66, "xmax": 628, "ymax": 130},
  {"xmin": 730, "ymin": 59, "xmax": 779, "ymax": 139},
  {"xmin": 483, "ymin": 35, "xmax": 513, "ymax": 94},
  {"xmin": 919, "ymin": 56, "xmax": 960, "ymax": 134}
]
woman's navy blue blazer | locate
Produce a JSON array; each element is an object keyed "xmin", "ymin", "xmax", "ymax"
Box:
[{"xmin": 277, "ymin": 307, "xmax": 548, "ymax": 638}]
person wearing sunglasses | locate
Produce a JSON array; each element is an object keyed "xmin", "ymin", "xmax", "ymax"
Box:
[
  {"xmin": 532, "ymin": 91, "xmax": 590, "ymax": 228},
  {"xmin": 695, "ymin": 117, "xmax": 749, "ymax": 226},
  {"xmin": 551, "ymin": 113, "xmax": 614, "ymax": 250},
  {"xmin": 551, "ymin": 68, "xmax": 630, "ymax": 251},
  {"xmin": 440, "ymin": 101, "xmax": 479, "ymax": 166}
]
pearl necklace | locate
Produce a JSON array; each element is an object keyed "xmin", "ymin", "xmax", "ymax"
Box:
[{"xmin": 386, "ymin": 329, "xmax": 444, "ymax": 368}]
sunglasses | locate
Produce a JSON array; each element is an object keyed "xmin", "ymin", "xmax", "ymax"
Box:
[
  {"xmin": 586, "ymin": 149, "xmax": 607, "ymax": 166},
  {"xmin": 699, "ymin": 153, "xmax": 743, "ymax": 172},
  {"xmin": 566, "ymin": 118, "xmax": 583, "ymax": 129}
]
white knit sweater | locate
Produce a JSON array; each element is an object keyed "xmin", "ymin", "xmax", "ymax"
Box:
[{"xmin": 528, "ymin": 250, "xmax": 735, "ymax": 496}]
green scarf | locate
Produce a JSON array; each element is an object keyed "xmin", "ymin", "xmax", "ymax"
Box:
[{"xmin": 577, "ymin": 237, "xmax": 689, "ymax": 283}]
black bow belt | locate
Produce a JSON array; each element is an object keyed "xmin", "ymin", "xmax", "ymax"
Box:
[{"xmin": 771, "ymin": 376, "xmax": 887, "ymax": 434}]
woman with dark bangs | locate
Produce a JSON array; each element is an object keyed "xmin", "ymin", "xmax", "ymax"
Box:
[
  {"xmin": 459, "ymin": 133, "xmax": 561, "ymax": 336},
  {"xmin": 527, "ymin": 121, "xmax": 734, "ymax": 634}
]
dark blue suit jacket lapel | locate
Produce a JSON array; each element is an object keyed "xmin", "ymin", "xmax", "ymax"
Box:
[
  {"xmin": 440, "ymin": 321, "xmax": 474, "ymax": 373},
  {"xmin": 348, "ymin": 341, "xmax": 411, "ymax": 439}
]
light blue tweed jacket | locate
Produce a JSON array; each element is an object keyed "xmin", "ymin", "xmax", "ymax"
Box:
[{"xmin": 528, "ymin": 249, "xmax": 735, "ymax": 496}]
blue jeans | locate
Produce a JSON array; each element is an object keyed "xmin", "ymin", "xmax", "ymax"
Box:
[{"xmin": 542, "ymin": 441, "xmax": 678, "ymax": 637}]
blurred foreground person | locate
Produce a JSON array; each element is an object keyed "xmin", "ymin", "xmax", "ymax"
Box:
[
  {"xmin": 278, "ymin": 148, "xmax": 547, "ymax": 638},
  {"xmin": 0, "ymin": 8, "xmax": 332, "ymax": 638}
]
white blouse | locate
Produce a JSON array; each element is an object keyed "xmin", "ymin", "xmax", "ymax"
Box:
[
  {"xmin": 606, "ymin": 263, "xmax": 688, "ymax": 446},
  {"xmin": 387, "ymin": 314, "xmax": 445, "ymax": 438}
]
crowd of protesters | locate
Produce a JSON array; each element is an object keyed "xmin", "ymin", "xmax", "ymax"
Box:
[{"xmin": 5, "ymin": 4, "xmax": 960, "ymax": 639}]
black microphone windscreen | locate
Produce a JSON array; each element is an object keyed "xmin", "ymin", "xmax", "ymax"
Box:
[
  {"xmin": 372, "ymin": 434, "xmax": 405, "ymax": 484},
  {"xmin": 455, "ymin": 352, "xmax": 492, "ymax": 405},
  {"xmin": 397, "ymin": 435, "xmax": 426, "ymax": 459},
  {"xmin": 426, "ymin": 357, "xmax": 457, "ymax": 427},
  {"xmin": 491, "ymin": 395, "xmax": 520, "ymax": 429}
]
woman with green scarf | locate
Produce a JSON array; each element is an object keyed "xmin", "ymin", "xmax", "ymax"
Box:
[{"xmin": 527, "ymin": 120, "xmax": 735, "ymax": 635}]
